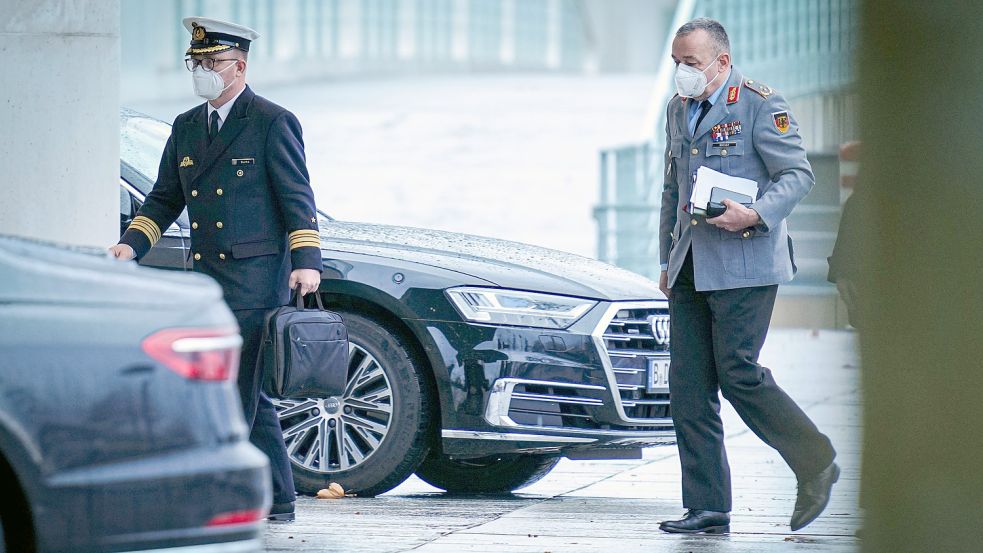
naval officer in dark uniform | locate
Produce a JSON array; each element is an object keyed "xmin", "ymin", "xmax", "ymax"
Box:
[
  {"xmin": 110, "ymin": 17, "xmax": 322, "ymax": 522},
  {"xmin": 657, "ymin": 18, "xmax": 839, "ymax": 534}
]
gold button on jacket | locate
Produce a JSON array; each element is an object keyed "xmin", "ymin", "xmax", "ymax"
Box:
[
  {"xmin": 216, "ymin": 188, "xmax": 223, "ymax": 195},
  {"xmin": 216, "ymin": 221, "xmax": 223, "ymax": 229},
  {"xmin": 193, "ymin": 253, "xmax": 201, "ymax": 261},
  {"xmin": 191, "ymin": 190, "xmax": 198, "ymax": 197},
  {"xmin": 191, "ymin": 222, "xmax": 198, "ymax": 230}
]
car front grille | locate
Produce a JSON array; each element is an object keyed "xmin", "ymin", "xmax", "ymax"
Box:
[
  {"xmin": 600, "ymin": 303, "xmax": 672, "ymax": 423},
  {"xmin": 506, "ymin": 381, "xmax": 604, "ymax": 429}
]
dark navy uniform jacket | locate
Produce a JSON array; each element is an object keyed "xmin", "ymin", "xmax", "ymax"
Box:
[{"xmin": 121, "ymin": 86, "xmax": 322, "ymax": 310}]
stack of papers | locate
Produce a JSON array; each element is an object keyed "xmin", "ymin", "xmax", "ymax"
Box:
[{"xmin": 689, "ymin": 166, "xmax": 759, "ymax": 216}]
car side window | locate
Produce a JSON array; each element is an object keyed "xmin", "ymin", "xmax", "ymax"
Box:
[
  {"xmin": 119, "ymin": 185, "xmax": 134, "ymax": 237},
  {"xmin": 119, "ymin": 186, "xmax": 132, "ymax": 219}
]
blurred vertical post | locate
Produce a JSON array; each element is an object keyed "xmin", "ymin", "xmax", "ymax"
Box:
[
  {"xmin": 0, "ymin": 0, "xmax": 120, "ymax": 247},
  {"xmin": 859, "ymin": 2, "xmax": 983, "ymax": 551}
]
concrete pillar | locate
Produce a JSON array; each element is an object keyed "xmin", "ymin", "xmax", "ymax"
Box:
[
  {"xmin": 859, "ymin": 2, "xmax": 983, "ymax": 551},
  {"xmin": 0, "ymin": 0, "xmax": 120, "ymax": 248}
]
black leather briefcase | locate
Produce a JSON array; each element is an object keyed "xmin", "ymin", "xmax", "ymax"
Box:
[{"xmin": 262, "ymin": 290, "xmax": 349, "ymax": 399}]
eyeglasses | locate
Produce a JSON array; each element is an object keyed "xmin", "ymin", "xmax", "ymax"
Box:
[{"xmin": 185, "ymin": 58, "xmax": 239, "ymax": 72}]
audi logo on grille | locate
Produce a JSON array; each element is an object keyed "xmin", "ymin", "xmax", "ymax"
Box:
[{"xmin": 648, "ymin": 314, "xmax": 671, "ymax": 345}]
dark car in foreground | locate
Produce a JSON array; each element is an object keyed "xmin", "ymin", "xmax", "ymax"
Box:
[
  {"xmin": 119, "ymin": 108, "xmax": 674, "ymax": 497},
  {"xmin": 0, "ymin": 236, "xmax": 269, "ymax": 553}
]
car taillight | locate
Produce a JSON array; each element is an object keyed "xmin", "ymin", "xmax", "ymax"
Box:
[
  {"xmin": 205, "ymin": 508, "xmax": 266, "ymax": 527},
  {"xmin": 141, "ymin": 328, "xmax": 242, "ymax": 381}
]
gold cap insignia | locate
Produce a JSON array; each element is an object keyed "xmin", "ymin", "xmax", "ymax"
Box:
[
  {"xmin": 192, "ymin": 26, "xmax": 206, "ymax": 41},
  {"xmin": 180, "ymin": 156, "xmax": 194, "ymax": 168}
]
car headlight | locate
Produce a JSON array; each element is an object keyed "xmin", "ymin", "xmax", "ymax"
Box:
[{"xmin": 446, "ymin": 287, "xmax": 597, "ymax": 329}]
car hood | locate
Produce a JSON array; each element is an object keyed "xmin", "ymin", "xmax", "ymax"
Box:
[{"xmin": 319, "ymin": 221, "xmax": 664, "ymax": 301}]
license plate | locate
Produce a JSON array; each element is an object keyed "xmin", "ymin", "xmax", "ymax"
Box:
[{"xmin": 646, "ymin": 357, "xmax": 670, "ymax": 393}]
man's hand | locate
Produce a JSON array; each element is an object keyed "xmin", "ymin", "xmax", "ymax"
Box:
[
  {"xmin": 659, "ymin": 270, "xmax": 671, "ymax": 299},
  {"xmin": 289, "ymin": 269, "xmax": 321, "ymax": 296},
  {"xmin": 108, "ymin": 244, "xmax": 136, "ymax": 260},
  {"xmin": 706, "ymin": 199, "xmax": 762, "ymax": 233}
]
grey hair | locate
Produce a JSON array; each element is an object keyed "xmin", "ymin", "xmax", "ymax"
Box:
[{"xmin": 676, "ymin": 17, "xmax": 730, "ymax": 56}]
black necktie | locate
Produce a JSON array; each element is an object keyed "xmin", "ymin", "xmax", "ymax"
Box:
[
  {"xmin": 209, "ymin": 110, "xmax": 220, "ymax": 141},
  {"xmin": 694, "ymin": 100, "xmax": 712, "ymax": 131}
]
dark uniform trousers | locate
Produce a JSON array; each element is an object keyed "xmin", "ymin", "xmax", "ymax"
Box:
[
  {"xmin": 235, "ymin": 308, "xmax": 295, "ymax": 505},
  {"xmin": 669, "ymin": 250, "xmax": 835, "ymax": 512}
]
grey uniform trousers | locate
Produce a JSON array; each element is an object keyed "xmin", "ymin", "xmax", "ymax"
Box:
[{"xmin": 668, "ymin": 250, "xmax": 835, "ymax": 512}]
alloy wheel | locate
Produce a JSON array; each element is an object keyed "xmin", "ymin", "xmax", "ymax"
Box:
[{"xmin": 273, "ymin": 342, "xmax": 394, "ymax": 473}]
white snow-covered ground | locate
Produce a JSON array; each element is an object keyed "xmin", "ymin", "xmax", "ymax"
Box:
[{"xmin": 126, "ymin": 73, "xmax": 656, "ymax": 258}]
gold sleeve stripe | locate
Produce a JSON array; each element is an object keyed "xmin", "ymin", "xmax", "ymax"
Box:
[
  {"xmin": 288, "ymin": 229, "xmax": 320, "ymax": 250},
  {"xmin": 129, "ymin": 217, "xmax": 161, "ymax": 243},
  {"xmin": 128, "ymin": 222, "xmax": 159, "ymax": 245},
  {"xmin": 128, "ymin": 216, "xmax": 161, "ymax": 245},
  {"xmin": 288, "ymin": 229, "xmax": 320, "ymax": 239},
  {"xmin": 290, "ymin": 239, "xmax": 322, "ymax": 250}
]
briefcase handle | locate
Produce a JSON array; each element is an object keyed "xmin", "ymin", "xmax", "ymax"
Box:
[{"xmin": 291, "ymin": 286, "xmax": 326, "ymax": 311}]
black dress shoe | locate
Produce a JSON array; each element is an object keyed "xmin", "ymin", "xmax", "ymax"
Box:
[
  {"xmin": 268, "ymin": 501, "xmax": 295, "ymax": 522},
  {"xmin": 659, "ymin": 509, "xmax": 730, "ymax": 534},
  {"xmin": 791, "ymin": 462, "xmax": 840, "ymax": 531}
]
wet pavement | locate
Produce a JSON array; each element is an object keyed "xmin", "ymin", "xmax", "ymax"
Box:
[{"xmin": 264, "ymin": 329, "xmax": 862, "ymax": 552}]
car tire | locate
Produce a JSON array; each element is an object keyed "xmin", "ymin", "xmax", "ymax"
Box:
[
  {"xmin": 415, "ymin": 452, "xmax": 560, "ymax": 494},
  {"xmin": 274, "ymin": 309, "xmax": 433, "ymax": 497}
]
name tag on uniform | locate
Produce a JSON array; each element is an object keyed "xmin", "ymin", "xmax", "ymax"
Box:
[{"xmin": 231, "ymin": 158, "xmax": 255, "ymax": 166}]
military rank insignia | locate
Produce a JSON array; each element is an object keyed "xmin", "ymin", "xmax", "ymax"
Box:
[
  {"xmin": 192, "ymin": 24, "xmax": 206, "ymax": 41},
  {"xmin": 744, "ymin": 79, "xmax": 773, "ymax": 99},
  {"xmin": 726, "ymin": 86, "xmax": 740, "ymax": 104},
  {"xmin": 711, "ymin": 120, "xmax": 742, "ymax": 142},
  {"xmin": 772, "ymin": 111, "xmax": 790, "ymax": 134},
  {"xmin": 180, "ymin": 156, "xmax": 194, "ymax": 168}
]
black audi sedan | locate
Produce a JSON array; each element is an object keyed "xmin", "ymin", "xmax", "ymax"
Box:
[
  {"xmin": 0, "ymin": 235, "xmax": 269, "ymax": 553},
  {"xmin": 119, "ymin": 109, "xmax": 674, "ymax": 497}
]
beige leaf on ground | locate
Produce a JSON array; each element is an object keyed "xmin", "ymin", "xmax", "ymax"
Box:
[{"xmin": 316, "ymin": 482, "xmax": 347, "ymax": 499}]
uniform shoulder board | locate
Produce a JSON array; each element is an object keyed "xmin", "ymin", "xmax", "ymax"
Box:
[{"xmin": 743, "ymin": 79, "xmax": 774, "ymax": 99}]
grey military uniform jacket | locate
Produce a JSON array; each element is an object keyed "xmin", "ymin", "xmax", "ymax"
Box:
[{"xmin": 659, "ymin": 67, "xmax": 814, "ymax": 291}]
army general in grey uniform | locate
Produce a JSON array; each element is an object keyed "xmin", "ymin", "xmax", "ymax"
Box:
[{"xmin": 657, "ymin": 18, "xmax": 839, "ymax": 534}]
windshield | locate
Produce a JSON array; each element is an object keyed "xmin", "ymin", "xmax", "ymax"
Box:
[{"xmin": 120, "ymin": 111, "xmax": 170, "ymax": 185}]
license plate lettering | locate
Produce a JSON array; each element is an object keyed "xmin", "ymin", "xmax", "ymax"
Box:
[{"xmin": 646, "ymin": 358, "xmax": 670, "ymax": 393}]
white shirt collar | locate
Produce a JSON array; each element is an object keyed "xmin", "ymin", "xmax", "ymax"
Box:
[{"xmin": 207, "ymin": 85, "xmax": 246, "ymax": 129}]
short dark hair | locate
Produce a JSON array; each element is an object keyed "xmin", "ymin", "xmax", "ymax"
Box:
[{"xmin": 676, "ymin": 17, "xmax": 730, "ymax": 56}]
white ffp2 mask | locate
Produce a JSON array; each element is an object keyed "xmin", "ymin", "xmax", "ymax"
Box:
[
  {"xmin": 674, "ymin": 59, "xmax": 722, "ymax": 98},
  {"xmin": 192, "ymin": 61, "xmax": 237, "ymax": 101}
]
